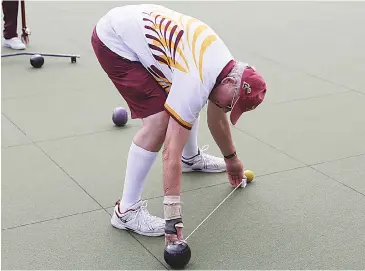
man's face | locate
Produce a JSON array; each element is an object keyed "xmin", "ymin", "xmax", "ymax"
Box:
[{"xmin": 212, "ymin": 78, "xmax": 239, "ymax": 113}]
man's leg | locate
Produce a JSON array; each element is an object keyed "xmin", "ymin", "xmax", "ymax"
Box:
[
  {"xmin": 112, "ymin": 111, "xmax": 169, "ymax": 236},
  {"xmin": 2, "ymin": 0, "xmax": 25, "ymax": 50},
  {"xmin": 181, "ymin": 116, "xmax": 226, "ymax": 173},
  {"xmin": 92, "ymin": 26, "xmax": 168, "ymax": 236},
  {"xmin": 182, "ymin": 115, "xmax": 200, "ymax": 158},
  {"xmin": 119, "ymin": 112, "xmax": 168, "ymax": 211}
]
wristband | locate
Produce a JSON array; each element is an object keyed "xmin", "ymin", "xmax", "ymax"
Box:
[
  {"xmin": 164, "ymin": 196, "xmax": 182, "ymax": 220},
  {"xmin": 224, "ymin": 151, "xmax": 236, "ymax": 159}
]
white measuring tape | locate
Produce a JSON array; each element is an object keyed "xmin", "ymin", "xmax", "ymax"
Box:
[{"xmin": 185, "ymin": 178, "xmax": 247, "ymax": 241}]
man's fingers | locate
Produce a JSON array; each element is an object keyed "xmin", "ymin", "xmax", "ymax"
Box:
[
  {"xmin": 234, "ymin": 176, "xmax": 241, "ymax": 187},
  {"xmin": 230, "ymin": 174, "xmax": 239, "ymax": 187},
  {"xmin": 176, "ymin": 226, "xmax": 184, "ymax": 240},
  {"xmin": 228, "ymin": 174, "xmax": 235, "ymax": 187},
  {"xmin": 165, "ymin": 222, "xmax": 184, "ymax": 245},
  {"xmin": 165, "ymin": 233, "xmax": 178, "ymax": 245}
]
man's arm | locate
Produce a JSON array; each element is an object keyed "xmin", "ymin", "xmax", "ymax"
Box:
[
  {"xmin": 162, "ymin": 116, "xmax": 190, "ymax": 243},
  {"xmin": 207, "ymin": 100, "xmax": 244, "ymax": 187},
  {"xmin": 162, "ymin": 116, "xmax": 191, "ymax": 195},
  {"xmin": 207, "ymin": 100, "xmax": 236, "ymax": 157}
]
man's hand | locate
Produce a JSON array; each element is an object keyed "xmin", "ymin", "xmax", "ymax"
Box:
[
  {"xmin": 165, "ymin": 223, "xmax": 184, "ymax": 245},
  {"xmin": 225, "ymin": 156, "xmax": 244, "ymax": 187}
]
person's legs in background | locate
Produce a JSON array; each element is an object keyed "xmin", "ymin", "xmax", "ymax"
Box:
[{"xmin": 2, "ymin": 0, "xmax": 26, "ymax": 50}]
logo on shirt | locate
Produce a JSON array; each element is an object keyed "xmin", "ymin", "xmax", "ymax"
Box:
[
  {"xmin": 143, "ymin": 11, "xmax": 189, "ymax": 71},
  {"xmin": 143, "ymin": 9, "xmax": 218, "ymax": 87}
]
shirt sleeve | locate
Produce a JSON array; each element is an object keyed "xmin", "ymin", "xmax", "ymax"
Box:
[{"xmin": 164, "ymin": 71, "xmax": 209, "ymax": 130}]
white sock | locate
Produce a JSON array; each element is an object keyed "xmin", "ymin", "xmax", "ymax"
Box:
[
  {"xmin": 182, "ymin": 115, "xmax": 200, "ymax": 159},
  {"xmin": 120, "ymin": 142, "xmax": 158, "ymax": 212}
]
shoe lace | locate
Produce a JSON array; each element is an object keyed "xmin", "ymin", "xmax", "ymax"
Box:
[
  {"xmin": 200, "ymin": 144, "xmax": 209, "ymax": 153},
  {"xmin": 136, "ymin": 201, "xmax": 160, "ymax": 225}
]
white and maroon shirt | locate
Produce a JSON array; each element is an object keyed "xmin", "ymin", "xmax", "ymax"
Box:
[{"xmin": 96, "ymin": 4, "xmax": 234, "ymax": 129}]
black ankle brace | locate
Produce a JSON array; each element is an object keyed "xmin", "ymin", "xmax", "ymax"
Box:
[{"xmin": 165, "ymin": 218, "xmax": 183, "ymax": 235}]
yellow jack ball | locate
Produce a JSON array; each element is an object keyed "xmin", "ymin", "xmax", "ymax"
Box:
[{"xmin": 244, "ymin": 170, "xmax": 255, "ymax": 182}]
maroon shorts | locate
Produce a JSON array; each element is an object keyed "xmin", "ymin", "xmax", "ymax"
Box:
[{"xmin": 91, "ymin": 27, "xmax": 167, "ymax": 119}]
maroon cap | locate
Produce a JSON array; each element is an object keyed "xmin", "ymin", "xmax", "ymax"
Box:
[{"xmin": 230, "ymin": 66, "xmax": 267, "ymax": 125}]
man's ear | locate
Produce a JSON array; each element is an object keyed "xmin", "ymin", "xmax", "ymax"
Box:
[{"xmin": 221, "ymin": 76, "xmax": 236, "ymax": 85}]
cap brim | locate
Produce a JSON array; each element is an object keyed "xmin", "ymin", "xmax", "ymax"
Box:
[{"xmin": 230, "ymin": 103, "xmax": 244, "ymax": 125}]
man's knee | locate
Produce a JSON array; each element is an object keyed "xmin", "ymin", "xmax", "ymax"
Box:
[{"xmin": 143, "ymin": 111, "xmax": 170, "ymax": 144}]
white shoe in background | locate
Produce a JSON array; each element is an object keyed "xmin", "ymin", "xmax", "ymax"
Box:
[{"xmin": 3, "ymin": 37, "xmax": 26, "ymax": 50}]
